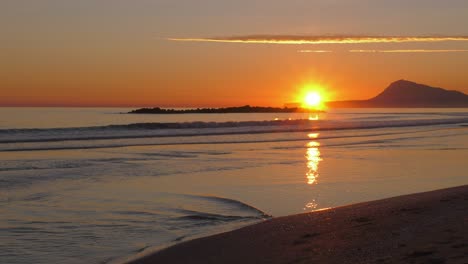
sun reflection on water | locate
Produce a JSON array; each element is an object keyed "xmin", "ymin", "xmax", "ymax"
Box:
[
  {"xmin": 306, "ymin": 134, "xmax": 322, "ymax": 185},
  {"xmin": 304, "ymin": 199, "xmax": 318, "ymax": 210},
  {"xmin": 304, "ymin": 133, "xmax": 322, "ymax": 211}
]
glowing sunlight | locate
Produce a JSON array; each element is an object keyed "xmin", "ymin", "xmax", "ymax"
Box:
[
  {"xmin": 304, "ymin": 92, "xmax": 322, "ymax": 108},
  {"xmin": 296, "ymin": 83, "xmax": 329, "ymax": 110}
]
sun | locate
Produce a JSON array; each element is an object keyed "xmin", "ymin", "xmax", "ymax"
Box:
[
  {"xmin": 294, "ymin": 82, "xmax": 330, "ymax": 110},
  {"xmin": 304, "ymin": 92, "xmax": 322, "ymax": 108}
]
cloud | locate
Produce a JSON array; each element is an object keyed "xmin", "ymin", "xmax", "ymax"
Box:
[
  {"xmin": 349, "ymin": 49, "xmax": 468, "ymax": 53},
  {"xmin": 298, "ymin": 49, "xmax": 468, "ymax": 54},
  {"xmin": 297, "ymin": 50, "xmax": 333, "ymax": 53},
  {"xmin": 168, "ymin": 35, "xmax": 468, "ymax": 45}
]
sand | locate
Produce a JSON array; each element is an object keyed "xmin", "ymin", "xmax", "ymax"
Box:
[{"xmin": 129, "ymin": 185, "xmax": 468, "ymax": 264}]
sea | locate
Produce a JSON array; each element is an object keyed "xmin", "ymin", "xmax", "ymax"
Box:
[{"xmin": 1, "ymin": 107, "xmax": 468, "ymax": 264}]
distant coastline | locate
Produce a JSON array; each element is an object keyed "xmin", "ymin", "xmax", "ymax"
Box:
[
  {"xmin": 329, "ymin": 80, "xmax": 468, "ymax": 108},
  {"xmin": 129, "ymin": 105, "xmax": 323, "ymax": 114},
  {"xmin": 129, "ymin": 80, "xmax": 468, "ymax": 113}
]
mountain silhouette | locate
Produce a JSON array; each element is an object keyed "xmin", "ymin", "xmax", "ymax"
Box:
[{"xmin": 328, "ymin": 80, "xmax": 468, "ymax": 108}]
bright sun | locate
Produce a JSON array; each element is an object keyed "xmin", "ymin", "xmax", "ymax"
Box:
[{"xmin": 304, "ymin": 92, "xmax": 322, "ymax": 108}]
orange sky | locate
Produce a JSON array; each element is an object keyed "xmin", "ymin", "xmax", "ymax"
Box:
[{"xmin": 2, "ymin": 1, "xmax": 468, "ymax": 107}]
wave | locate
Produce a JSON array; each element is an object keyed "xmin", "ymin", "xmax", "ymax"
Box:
[
  {"xmin": 1, "ymin": 118, "xmax": 468, "ymax": 146},
  {"xmin": 106, "ymin": 194, "xmax": 270, "ymax": 264},
  {"xmin": 180, "ymin": 194, "xmax": 271, "ymax": 218},
  {"xmin": 176, "ymin": 213, "xmax": 260, "ymax": 222},
  {"xmin": 0, "ymin": 119, "xmax": 313, "ymax": 134}
]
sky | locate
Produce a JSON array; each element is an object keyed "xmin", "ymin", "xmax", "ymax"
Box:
[{"xmin": 2, "ymin": 0, "xmax": 468, "ymax": 107}]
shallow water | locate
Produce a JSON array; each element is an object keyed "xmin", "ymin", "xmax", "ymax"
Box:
[{"xmin": 1, "ymin": 108, "xmax": 468, "ymax": 263}]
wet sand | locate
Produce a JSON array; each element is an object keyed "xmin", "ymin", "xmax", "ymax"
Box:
[{"xmin": 129, "ymin": 185, "xmax": 468, "ymax": 264}]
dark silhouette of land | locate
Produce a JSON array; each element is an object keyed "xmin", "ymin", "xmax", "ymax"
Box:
[
  {"xmin": 130, "ymin": 80, "xmax": 468, "ymax": 113},
  {"xmin": 328, "ymin": 80, "xmax": 468, "ymax": 108},
  {"xmin": 129, "ymin": 105, "xmax": 322, "ymax": 114}
]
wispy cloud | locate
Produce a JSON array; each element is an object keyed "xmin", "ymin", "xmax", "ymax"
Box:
[
  {"xmin": 169, "ymin": 35, "xmax": 468, "ymax": 45},
  {"xmin": 298, "ymin": 49, "xmax": 468, "ymax": 54},
  {"xmin": 297, "ymin": 50, "xmax": 333, "ymax": 53},
  {"xmin": 349, "ymin": 49, "xmax": 468, "ymax": 53}
]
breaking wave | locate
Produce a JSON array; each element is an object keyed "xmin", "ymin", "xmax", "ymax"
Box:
[{"xmin": 1, "ymin": 118, "xmax": 468, "ymax": 146}]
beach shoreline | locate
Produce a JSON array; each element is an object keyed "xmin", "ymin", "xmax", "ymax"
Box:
[{"xmin": 127, "ymin": 185, "xmax": 468, "ymax": 264}]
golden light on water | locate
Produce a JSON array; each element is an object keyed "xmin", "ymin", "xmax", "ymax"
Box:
[
  {"xmin": 308, "ymin": 114, "xmax": 319, "ymax": 120},
  {"xmin": 304, "ymin": 200, "xmax": 318, "ymax": 210},
  {"xmin": 306, "ymin": 139, "xmax": 322, "ymax": 185}
]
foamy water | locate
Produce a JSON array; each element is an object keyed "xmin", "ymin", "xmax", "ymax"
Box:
[{"xmin": 1, "ymin": 108, "xmax": 468, "ymax": 263}]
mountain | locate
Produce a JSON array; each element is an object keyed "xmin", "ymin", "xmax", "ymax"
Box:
[{"xmin": 328, "ymin": 80, "xmax": 468, "ymax": 108}]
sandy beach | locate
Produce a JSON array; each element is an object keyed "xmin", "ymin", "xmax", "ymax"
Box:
[{"xmin": 129, "ymin": 185, "xmax": 468, "ymax": 264}]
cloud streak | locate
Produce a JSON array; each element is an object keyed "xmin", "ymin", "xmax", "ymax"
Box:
[
  {"xmin": 169, "ymin": 35, "xmax": 468, "ymax": 45},
  {"xmin": 297, "ymin": 50, "xmax": 333, "ymax": 53},
  {"xmin": 349, "ymin": 49, "xmax": 468, "ymax": 53},
  {"xmin": 298, "ymin": 49, "xmax": 468, "ymax": 53}
]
